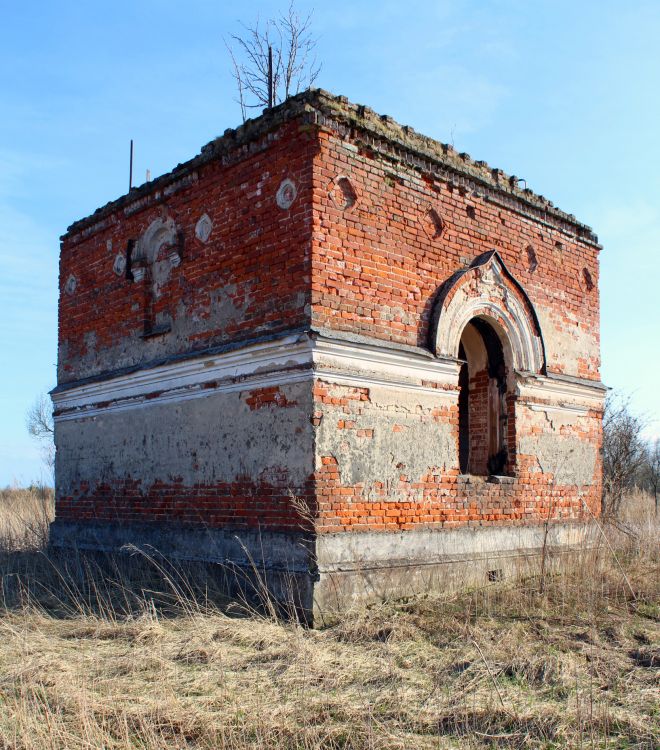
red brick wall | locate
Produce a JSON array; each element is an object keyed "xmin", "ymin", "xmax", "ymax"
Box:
[
  {"xmin": 55, "ymin": 478, "xmax": 314, "ymax": 530},
  {"xmin": 58, "ymin": 120, "xmax": 318, "ymax": 384},
  {"xmin": 310, "ymin": 129, "xmax": 601, "ymax": 380},
  {"xmin": 467, "ymin": 368, "xmax": 490, "ymax": 475}
]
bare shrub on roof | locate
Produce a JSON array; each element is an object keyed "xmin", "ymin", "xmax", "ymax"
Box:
[{"xmin": 226, "ymin": 2, "xmax": 321, "ymax": 121}]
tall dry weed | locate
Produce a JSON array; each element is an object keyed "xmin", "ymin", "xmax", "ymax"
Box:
[
  {"xmin": 0, "ymin": 487, "xmax": 657, "ymax": 749},
  {"xmin": 0, "ymin": 486, "xmax": 53, "ymax": 552}
]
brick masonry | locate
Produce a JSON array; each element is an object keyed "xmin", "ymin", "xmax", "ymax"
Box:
[{"xmin": 51, "ymin": 90, "xmax": 606, "ymax": 619}]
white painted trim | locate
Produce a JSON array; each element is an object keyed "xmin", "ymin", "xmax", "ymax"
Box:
[
  {"xmin": 433, "ymin": 254, "xmax": 545, "ymax": 374},
  {"xmin": 53, "ymin": 334, "xmax": 309, "ymax": 412},
  {"xmin": 52, "ymin": 333, "xmax": 604, "ymax": 423},
  {"xmin": 53, "ymin": 335, "xmax": 461, "ymax": 421},
  {"xmin": 516, "ymin": 373, "xmax": 605, "ymax": 413},
  {"xmin": 55, "ymin": 370, "xmax": 312, "ymax": 421},
  {"xmin": 313, "ymin": 337, "xmax": 459, "ymax": 388}
]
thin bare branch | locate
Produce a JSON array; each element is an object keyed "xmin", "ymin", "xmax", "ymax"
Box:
[
  {"xmin": 225, "ymin": 3, "xmax": 321, "ymax": 120},
  {"xmin": 26, "ymin": 392, "xmax": 55, "ymax": 474}
]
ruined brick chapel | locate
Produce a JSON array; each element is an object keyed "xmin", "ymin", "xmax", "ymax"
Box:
[{"xmin": 51, "ymin": 90, "xmax": 606, "ymax": 620}]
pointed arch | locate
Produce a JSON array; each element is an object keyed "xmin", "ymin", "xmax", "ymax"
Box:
[{"xmin": 429, "ymin": 251, "xmax": 546, "ymax": 375}]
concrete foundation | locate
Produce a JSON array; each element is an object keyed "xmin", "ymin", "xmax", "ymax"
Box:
[
  {"xmin": 50, "ymin": 518, "xmax": 592, "ymax": 626},
  {"xmin": 313, "ymin": 523, "xmax": 593, "ymax": 623}
]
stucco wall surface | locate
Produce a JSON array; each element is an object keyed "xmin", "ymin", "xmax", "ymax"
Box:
[{"xmin": 55, "ymin": 381, "xmax": 314, "ymax": 530}]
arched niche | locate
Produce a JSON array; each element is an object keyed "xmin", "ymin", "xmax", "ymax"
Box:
[
  {"xmin": 128, "ymin": 216, "xmax": 184, "ymax": 336},
  {"xmin": 130, "ymin": 217, "xmax": 183, "ymax": 287}
]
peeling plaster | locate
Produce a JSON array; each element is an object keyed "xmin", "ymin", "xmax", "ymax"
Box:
[
  {"xmin": 55, "ymin": 382, "xmax": 313, "ymax": 493},
  {"xmin": 519, "ymin": 433, "xmax": 597, "ymax": 486},
  {"xmin": 209, "ymin": 282, "xmax": 254, "ymax": 330},
  {"xmin": 536, "ymin": 307, "xmax": 598, "ymax": 375},
  {"xmin": 315, "ymin": 386, "xmax": 456, "ymax": 500}
]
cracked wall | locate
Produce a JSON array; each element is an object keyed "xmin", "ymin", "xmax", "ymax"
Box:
[
  {"xmin": 313, "ymin": 377, "xmax": 602, "ymax": 532},
  {"xmin": 518, "ymin": 433, "xmax": 597, "ymax": 486},
  {"xmin": 516, "ymin": 403, "xmax": 601, "ymax": 488},
  {"xmin": 314, "ymin": 382, "xmax": 456, "ymax": 501}
]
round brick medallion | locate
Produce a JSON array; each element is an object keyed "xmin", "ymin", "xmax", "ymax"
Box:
[
  {"xmin": 276, "ymin": 178, "xmax": 297, "ymax": 210},
  {"xmin": 64, "ymin": 274, "xmax": 77, "ymax": 296}
]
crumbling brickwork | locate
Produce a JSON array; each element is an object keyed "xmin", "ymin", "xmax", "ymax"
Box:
[{"xmin": 51, "ymin": 90, "xmax": 605, "ymax": 620}]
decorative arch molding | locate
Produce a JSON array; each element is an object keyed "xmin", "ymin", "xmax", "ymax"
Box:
[
  {"xmin": 429, "ymin": 251, "xmax": 546, "ymax": 375},
  {"xmin": 127, "ymin": 216, "xmax": 184, "ymax": 337},
  {"xmin": 131, "ymin": 217, "xmax": 183, "ymax": 280}
]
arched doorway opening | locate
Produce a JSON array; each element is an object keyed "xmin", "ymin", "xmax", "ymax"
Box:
[{"xmin": 457, "ymin": 318, "xmax": 511, "ymax": 476}]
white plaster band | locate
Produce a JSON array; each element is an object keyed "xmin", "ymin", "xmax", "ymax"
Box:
[
  {"xmin": 52, "ymin": 335, "xmax": 461, "ymax": 421},
  {"xmin": 312, "ymin": 337, "xmax": 459, "ymax": 387},
  {"xmin": 52, "ymin": 334, "xmax": 604, "ymax": 422},
  {"xmin": 54, "ymin": 369, "xmax": 311, "ymax": 421},
  {"xmin": 516, "ymin": 374, "xmax": 605, "ymax": 413}
]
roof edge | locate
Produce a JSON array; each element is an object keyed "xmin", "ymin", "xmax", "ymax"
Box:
[{"xmin": 62, "ymin": 89, "xmax": 599, "ymax": 246}]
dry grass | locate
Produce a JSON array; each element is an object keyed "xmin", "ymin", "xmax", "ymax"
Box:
[
  {"xmin": 0, "ymin": 488, "xmax": 658, "ymax": 749},
  {"xmin": 0, "ymin": 486, "xmax": 53, "ymax": 551}
]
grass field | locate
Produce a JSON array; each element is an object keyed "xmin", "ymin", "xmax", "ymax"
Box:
[{"xmin": 0, "ymin": 487, "xmax": 657, "ymax": 749}]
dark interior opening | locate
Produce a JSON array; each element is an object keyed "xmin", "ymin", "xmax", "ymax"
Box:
[
  {"xmin": 458, "ymin": 342, "xmax": 470, "ymax": 474},
  {"xmin": 458, "ymin": 318, "xmax": 511, "ymax": 477}
]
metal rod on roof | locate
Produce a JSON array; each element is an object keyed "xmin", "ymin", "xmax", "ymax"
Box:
[
  {"xmin": 268, "ymin": 46, "xmax": 273, "ymax": 108},
  {"xmin": 129, "ymin": 139, "xmax": 134, "ymax": 191}
]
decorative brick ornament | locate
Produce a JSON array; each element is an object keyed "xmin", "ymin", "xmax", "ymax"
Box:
[
  {"xmin": 131, "ymin": 217, "xmax": 182, "ymax": 282},
  {"xmin": 430, "ymin": 251, "xmax": 545, "ymax": 373},
  {"xmin": 582, "ymin": 267, "xmax": 595, "ymax": 292},
  {"xmin": 553, "ymin": 241, "xmax": 563, "ymax": 264},
  {"xmin": 276, "ymin": 178, "xmax": 297, "ymax": 209},
  {"xmin": 525, "ymin": 245, "xmax": 538, "ymax": 273},
  {"xmin": 420, "ymin": 206, "xmax": 445, "ymax": 239},
  {"xmin": 64, "ymin": 274, "xmax": 77, "ymax": 296},
  {"xmin": 195, "ymin": 214, "xmax": 213, "ymax": 243},
  {"xmin": 329, "ymin": 175, "xmax": 358, "ymax": 212},
  {"xmin": 112, "ymin": 253, "xmax": 126, "ymax": 277}
]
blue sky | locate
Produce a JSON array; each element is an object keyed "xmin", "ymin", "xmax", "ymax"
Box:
[{"xmin": 1, "ymin": 0, "xmax": 658, "ymax": 485}]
